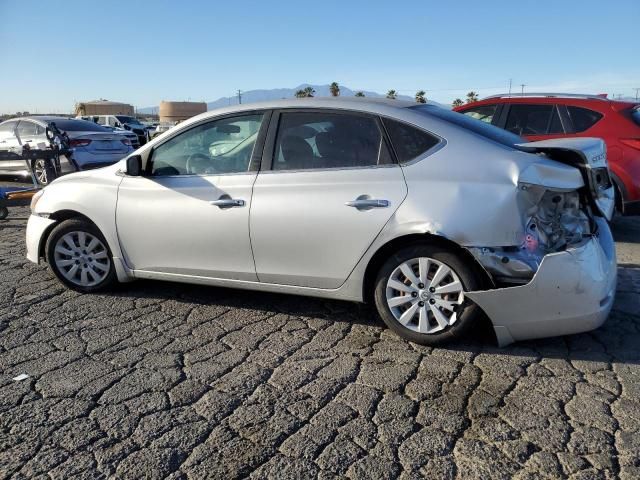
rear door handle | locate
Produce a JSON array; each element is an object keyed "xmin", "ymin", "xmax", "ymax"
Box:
[
  {"xmin": 209, "ymin": 198, "xmax": 245, "ymax": 208},
  {"xmin": 345, "ymin": 198, "xmax": 390, "ymax": 210}
]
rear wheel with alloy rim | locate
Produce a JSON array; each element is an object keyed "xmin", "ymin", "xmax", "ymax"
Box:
[
  {"xmin": 45, "ymin": 219, "xmax": 117, "ymax": 292},
  {"xmin": 374, "ymin": 244, "xmax": 480, "ymax": 345},
  {"xmin": 31, "ymin": 159, "xmax": 49, "ymax": 185}
]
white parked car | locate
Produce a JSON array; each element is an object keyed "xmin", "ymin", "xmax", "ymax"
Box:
[{"xmin": 26, "ymin": 98, "xmax": 616, "ymax": 346}]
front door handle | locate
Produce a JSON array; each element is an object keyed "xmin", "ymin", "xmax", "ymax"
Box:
[
  {"xmin": 210, "ymin": 198, "xmax": 245, "ymax": 208},
  {"xmin": 345, "ymin": 197, "xmax": 390, "ymax": 210}
]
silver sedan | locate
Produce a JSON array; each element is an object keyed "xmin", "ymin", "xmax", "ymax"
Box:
[{"xmin": 25, "ymin": 98, "xmax": 616, "ymax": 346}]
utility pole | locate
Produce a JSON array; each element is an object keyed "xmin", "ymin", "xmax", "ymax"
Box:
[
  {"xmin": 508, "ymin": 78, "xmax": 512, "ymax": 96},
  {"xmin": 237, "ymin": 90, "xmax": 242, "ymax": 104},
  {"xmin": 635, "ymin": 88, "xmax": 639, "ymax": 100},
  {"xmin": 520, "ymin": 84, "xmax": 526, "ymax": 96}
]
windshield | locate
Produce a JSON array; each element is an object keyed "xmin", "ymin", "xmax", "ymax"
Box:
[
  {"xmin": 47, "ymin": 119, "xmax": 110, "ymax": 132},
  {"xmin": 410, "ymin": 104, "xmax": 526, "ymax": 148},
  {"xmin": 632, "ymin": 106, "xmax": 640, "ymax": 127},
  {"xmin": 116, "ymin": 116, "xmax": 142, "ymax": 125}
]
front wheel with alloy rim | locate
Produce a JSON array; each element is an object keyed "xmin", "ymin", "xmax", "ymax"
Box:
[
  {"xmin": 45, "ymin": 219, "xmax": 117, "ymax": 292},
  {"xmin": 374, "ymin": 244, "xmax": 480, "ymax": 345}
]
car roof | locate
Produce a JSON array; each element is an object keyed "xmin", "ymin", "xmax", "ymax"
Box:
[
  {"xmin": 459, "ymin": 94, "xmax": 637, "ymax": 110},
  {"xmin": 197, "ymin": 97, "xmax": 417, "ymax": 117}
]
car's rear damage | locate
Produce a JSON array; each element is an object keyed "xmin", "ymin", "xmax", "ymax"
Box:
[{"xmin": 463, "ymin": 138, "xmax": 617, "ymax": 345}]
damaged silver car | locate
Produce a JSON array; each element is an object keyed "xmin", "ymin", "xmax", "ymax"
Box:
[{"xmin": 26, "ymin": 98, "xmax": 616, "ymax": 346}]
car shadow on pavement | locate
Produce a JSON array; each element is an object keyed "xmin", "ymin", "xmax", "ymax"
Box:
[{"xmin": 111, "ymin": 277, "xmax": 640, "ymax": 366}]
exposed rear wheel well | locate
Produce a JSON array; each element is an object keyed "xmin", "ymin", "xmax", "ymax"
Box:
[
  {"xmin": 39, "ymin": 210, "xmax": 99, "ymax": 261},
  {"xmin": 362, "ymin": 233, "xmax": 494, "ymax": 303}
]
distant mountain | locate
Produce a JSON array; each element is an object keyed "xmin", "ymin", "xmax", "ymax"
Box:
[{"xmin": 138, "ymin": 84, "xmax": 443, "ymax": 114}]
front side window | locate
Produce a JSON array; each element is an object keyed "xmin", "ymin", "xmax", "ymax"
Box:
[
  {"xmin": 505, "ymin": 104, "xmax": 559, "ymax": 136},
  {"xmin": 567, "ymin": 106, "xmax": 603, "ymax": 132},
  {"xmin": 273, "ymin": 111, "xmax": 390, "ymax": 170},
  {"xmin": 0, "ymin": 120, "xmax": 18, "ymax": 134},
  {"xmin": 461, "ymin": 104, "xmax": 498, "ymax": 124},
  {"xmin": 382, "ymin": 118, "xmax": 440, "ymax": 163},
  {"xmin": 151, "ymin": 113, "xmax": 264, "ymax": 176}
]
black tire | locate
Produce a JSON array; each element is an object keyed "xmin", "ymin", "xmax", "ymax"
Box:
[
  {"xmin": 373, "ymin": 243, "xmax": 480, "ymax": 345},
  {"xmin": 0, "ymin": 206, "xmax": 8, "ymax": 220},
  {"xmin": 45, "ymin": 218, "xmax": 117, "ymax": 292}
]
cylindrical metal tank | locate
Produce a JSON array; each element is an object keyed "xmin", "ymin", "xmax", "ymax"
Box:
[{"xmin": 159, "ymin": 101, "xmax": 207, "ymax": 123}]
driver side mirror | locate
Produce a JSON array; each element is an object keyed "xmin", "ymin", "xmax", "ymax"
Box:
[{"xmin": 126, "ymin": 155, "xmax": 142, "ymax": 176}]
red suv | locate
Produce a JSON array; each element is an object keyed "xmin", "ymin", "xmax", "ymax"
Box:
[{"xmin": 455, "ymin": 94, "xmax": 640, "ymax": 215}]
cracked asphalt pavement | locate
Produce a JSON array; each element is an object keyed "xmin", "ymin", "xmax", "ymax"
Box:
[{"xmin": 1, "ymin": 206, "xmax": 640, "ymax": 479}]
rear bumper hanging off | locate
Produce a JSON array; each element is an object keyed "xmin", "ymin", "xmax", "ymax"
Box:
[{"xmin": 466, "ymin": 217, "xmax": 616, "ymax": 346}]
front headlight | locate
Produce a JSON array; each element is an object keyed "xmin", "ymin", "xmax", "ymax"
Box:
[{"xmin": 30, "ymin": 189, "xmax": 45, "ymax": 212}]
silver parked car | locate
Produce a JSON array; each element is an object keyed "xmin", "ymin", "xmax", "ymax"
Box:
[
  {"xmin": 0, "ymin": 116, "xmax": 134, "ymax": 184},
  {"xmin": 26, "ymin": 98, "xmax": 616, "ymax": 346}
]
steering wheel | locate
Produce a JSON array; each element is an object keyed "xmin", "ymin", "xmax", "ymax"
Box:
[{"xmin": 185, "ymin": 152, "xmax": 215, "ymax": 175}]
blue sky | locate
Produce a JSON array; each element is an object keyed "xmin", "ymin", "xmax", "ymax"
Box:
[{"xmin": 0, "ymin": 0, "xmax": 638, "ymax": 113}]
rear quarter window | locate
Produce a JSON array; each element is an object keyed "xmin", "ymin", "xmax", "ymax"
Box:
[
  {"xmin": 382, "ymin": 118, "xmax": 440, "ymax": 163},
  {"xmin": 566, "ymin": 106, "xmax": 603, "ymax": 132}
]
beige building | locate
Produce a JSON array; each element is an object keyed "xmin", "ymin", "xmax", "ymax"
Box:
[
  {"xmin": 75, "ymin": 100, "xmax": 134, "ymax": 117},
  {"xmin": 159, "ymin": 101, "xmax": 207, "ymax": 123}
]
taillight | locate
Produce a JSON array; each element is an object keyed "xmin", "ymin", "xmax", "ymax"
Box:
[
  {"xmin": 121, "ymin": 138, "xmax": 132, "ymax": 146},
  {"xmin": 620, "ymin": 138, "xmax": 640, "ymax": 151},
  {"xmin": 69, "ymin": 138, "xmax": 92, "ymax": 147}
]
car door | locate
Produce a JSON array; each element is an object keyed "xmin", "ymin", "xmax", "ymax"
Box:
[
  {"xmin": 116, "ymin": 111, "xmax": 270, "ymax": 281},
  {"xmin": 502, "ymin": 103, "xmax": 566, "ymax": 141},
  {"xmin": 250, "ymin": 109, "xmax": 407, "ymax": 289}
]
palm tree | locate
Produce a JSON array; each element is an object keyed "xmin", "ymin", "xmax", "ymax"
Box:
[
  {"xmin": 415, "ymin": 90, "xmax": 427, "ymax": 103},
  {"xmin": 386, "ymin": 90, "xmax": 397, "ymax": 100},
  {"xmin": 354, "ymin": 91, "xmax": 365, "ymax": 97},
  {"xmin": 466, "ymin": 91, "xmax": 479, "ymax": 103},
  {"xmin": 329, "ymin": 82, "xmax": 340, "ymax": 97},
  {"xmin": 452, "ymin": 98, "xmax": 464, "ymax": 108},
  {"xmin": 295, "ymin": 86, "xmax": 316, "ymax": 98}
]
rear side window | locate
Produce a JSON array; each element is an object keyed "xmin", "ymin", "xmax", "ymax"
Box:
[
  {"xmin": 505, "ymin": 104, "xmax": 563, "ymax": 136},
  {"xmin": 461, "ymin": 104, "xmax": 498, "ymax": 124},
  {"xmin": 273, "ymin": 111, "xmax": 391, "ymax": 170},
  {"xmin": 567, "ymin": 106, "xmax": 603, "ymax": 132},
  {"xmin": 17, "ymin": 121, "xmax": 44, "ymax": 137},
  {"xmin": 382, "ymin": 118, "xmax": 440, "ymax": 163}
]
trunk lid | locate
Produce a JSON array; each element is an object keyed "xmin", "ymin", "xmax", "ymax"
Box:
[
  {"xmin": 516, "ymin": 137, "xmax": 615, "ymax": 220},
  {"xmin": 68, "ymin": 132, "xmax": 130, "ymax": 154}
]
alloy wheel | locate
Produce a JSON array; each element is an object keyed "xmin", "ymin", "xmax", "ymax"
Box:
[
  {"xmin": 53, "ymin": 231, "xmax": 110, "ymax": 287},
  {"xmin": 33, "ymin": 159, "xmax": 48, "ymax": 185},
  {"xmin": 385, "ymin": 256, "xmax": 465, "ymax": 334}
]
